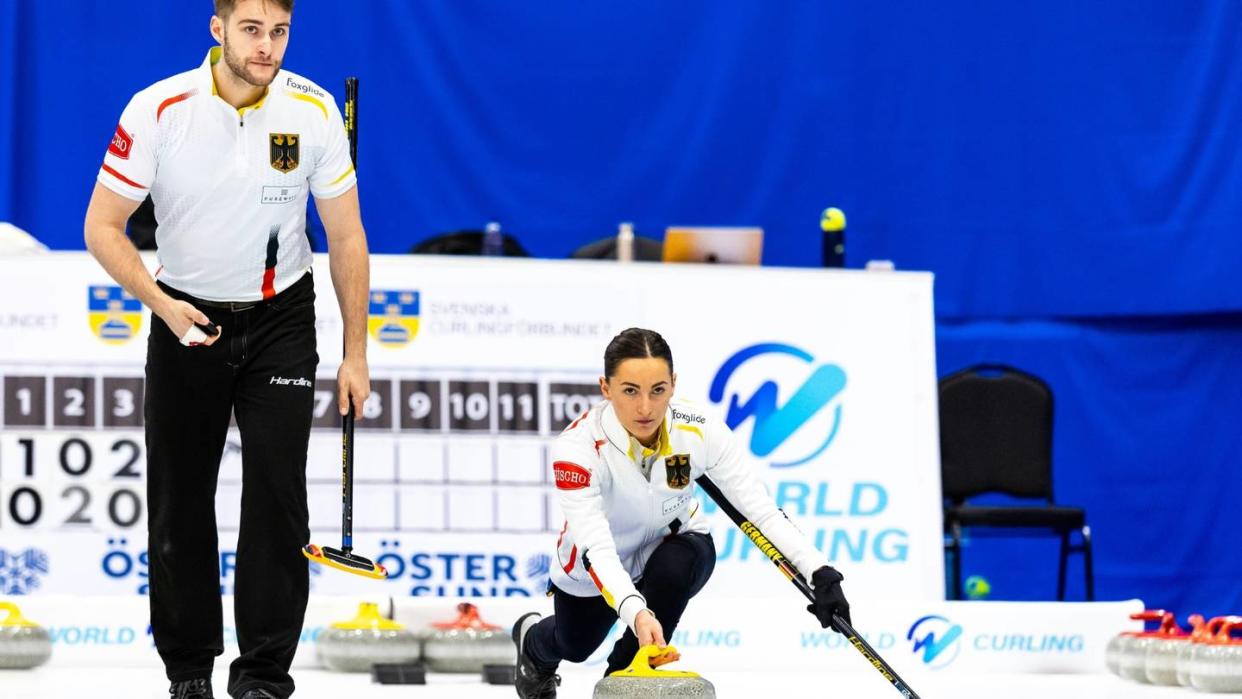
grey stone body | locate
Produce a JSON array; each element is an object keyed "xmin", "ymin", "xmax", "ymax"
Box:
[
  {"xmin": 0, "ymin": 626, "xmax": 52, "ymax": 669},
  {"xmin": 420, "ymin": 628, "xmax": 515, "ymax": 673},
  {"xmin": 593, "ymin": 676, "xmax": 716, "ymax": 697},
  {"xmin": 316, "ymin": 627, "xmax": 421, "ymax": 673}
]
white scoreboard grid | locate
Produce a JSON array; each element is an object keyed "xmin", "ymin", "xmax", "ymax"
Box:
[{"xmin": 0, "ymin": 364, "xmax": 608, "ymax": 537}]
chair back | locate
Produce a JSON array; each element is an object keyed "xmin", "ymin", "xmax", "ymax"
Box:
[
  {"xmin": 938, "ymin": 364, "xmax": 1054, "ymax": 503},
  {"xmin": 409, "ymin": 230, "xmax": 530, "ymax": 256}
]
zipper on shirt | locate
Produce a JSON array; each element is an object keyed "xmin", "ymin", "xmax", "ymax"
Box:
[{"xmin": 234, "ymin": 115, "xmax": 247, "ymax": 175}]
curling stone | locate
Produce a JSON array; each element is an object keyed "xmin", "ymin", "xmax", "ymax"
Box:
[
  {"xmin": 593, "ymin": 645, "xmax": 715, "ymax": 698},
  {"xmin": 1179, "ymin": 616, "xmax": 1230, "ymax": 687},
  {"xmin": 0, "ymin": 601, "xmax": 52, "ymax": 669},
  {"xmin": 1144, "ymin": 613, "xmax": 1199, "ymax": 685},
  {"xmin": 1118, "ymin": 609, "xmax": 1177, "ymax": 683},
  {"xmin": 1189, "ymin": 616, "xmax": 1242, "ymax": 693},
  {"xmin": 1104, "ymin": 632, "xmax": 1129, "ymax": 676},
  {"xmin": 1106, "ymin": 609, "xmax": 1164, "ymax": 677},
  {"xmin": 316, "ymin": 602, "xmax": 420, "ymax": 672},
  {"xmin": 420, "ymin": 602, "xmax": 515, "ymax": 673}
]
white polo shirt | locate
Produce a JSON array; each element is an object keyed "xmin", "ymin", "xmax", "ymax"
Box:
[{"xmin": 98, "ymin": 47, "xmax": 357, "ymax": 302}]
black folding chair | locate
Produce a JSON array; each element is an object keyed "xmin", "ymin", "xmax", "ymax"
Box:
[
  {"xmin": 409, "ymin": 229, "xmax": 529, "ymax": 256},
  {"xmin": 939, "ymin": 364, "xmax": 1094, "ymax": 601}
]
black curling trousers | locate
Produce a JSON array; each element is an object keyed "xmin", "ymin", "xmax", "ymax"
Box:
[
  {"xmin": 525, "ymin": 531, "xmax": 716, "ymax": 676},
  {"xmin": 145, "ymin": 273, "xmax": 317, "ymax": 699}
]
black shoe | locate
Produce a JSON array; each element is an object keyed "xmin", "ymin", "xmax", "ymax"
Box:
[
  {"xmin": 239, "ymin": 690, "xmax": 279, "ymax": 699},
  {"xmin": 169, "ymin": 678, "xmax": 213, "ymax": 699},
  {"xmin": 512, "ymin": 612, "xmax": 560, "ymax": 699}
]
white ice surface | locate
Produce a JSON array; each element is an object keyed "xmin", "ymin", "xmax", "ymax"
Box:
[{"xmin": 0, "ymin": 665, "xmax": 1207, "ymax": 699}]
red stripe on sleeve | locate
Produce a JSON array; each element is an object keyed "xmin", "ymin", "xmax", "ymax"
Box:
[
  {"xmin": 157, "ymin": 90, "xmax": 196, "ymax": 122},
  {"xmin": 586, "ymin": 564, "xmax": 611, "ymax": 599},
  {"xmin": 101, "ymin": 163, "xmax": 147, "ymax": 189}
]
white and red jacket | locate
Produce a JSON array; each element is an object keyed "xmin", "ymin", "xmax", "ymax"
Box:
[
  {"xmin": 549, "ymin": 397, "xmax": 830, "ymax": 634},
  {"xmin": 98, "ymin": 47, "xmax": 357, "ymax": 302}
]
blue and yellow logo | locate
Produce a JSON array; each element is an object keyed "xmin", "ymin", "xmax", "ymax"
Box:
[
  {"xmin": 88, "ymin": 285, "xmax": 142, "ymax": 344},
  {"xmin": 367, "ymin": 290, "xmax": 419, "ymax": 347}
]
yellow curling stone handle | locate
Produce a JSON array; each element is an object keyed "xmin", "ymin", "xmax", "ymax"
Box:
[
  {"xmin": 330, "ymin": 601, "xmax": 404, "ymax": 631},
  {"xmin": 0, "ymin": 601, "xmax": 40, "ymax": 628},
  {"xmin": 608, "ymin": 644, "xmax": 700, "ymax": 679}
]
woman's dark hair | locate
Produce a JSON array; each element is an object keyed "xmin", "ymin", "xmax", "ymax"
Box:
[{"xmin": 604, "ymin": 328, "xmax": 674, "ymax": 378}]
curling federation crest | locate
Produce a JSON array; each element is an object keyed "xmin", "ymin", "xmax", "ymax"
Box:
[
  {"xmin": 367, "ymin": 290, "xmax": 420, "ymax": 347},
  {"xmin": 88, "ymin": 285, "xmax": 142, "ymax": 344}
]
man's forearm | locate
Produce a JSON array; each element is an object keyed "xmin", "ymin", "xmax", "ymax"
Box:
[
  {"xmin": 328, "ymin": 229, "xmax": 370, "ymax": 359},
  {"xmin": 84, "ymin": 224, "xmax": 168, "ymax": 315}
]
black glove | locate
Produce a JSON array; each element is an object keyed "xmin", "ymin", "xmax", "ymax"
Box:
[{"xmin": 806, "ymin": 566, "xmax": 850, "ymax": 632}]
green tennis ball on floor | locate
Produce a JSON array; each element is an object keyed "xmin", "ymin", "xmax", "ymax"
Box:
[{"xmin": 964, "ymin": 575, "xmax": 991, "ymax": 599}]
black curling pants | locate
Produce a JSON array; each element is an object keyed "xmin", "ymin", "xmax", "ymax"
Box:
[
  {"xmin": 145, "ymin": 273, "xmax": 317, "ymax": 699},
  {"xmin": 524, "ymin": 531, "xmax": 716, "ymax": 676}
]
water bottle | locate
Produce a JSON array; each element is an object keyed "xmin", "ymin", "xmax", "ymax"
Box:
[
  {"xmin": 482, "ymin": 221, "xmax": 504, "ymax": 257},
  {"xmin": 616, "ymin": 222, "xmax": 635, "ymax": 263},
  {"xmin": 821, "ymin": 207, "xmax": 846, "ymax": 267}
]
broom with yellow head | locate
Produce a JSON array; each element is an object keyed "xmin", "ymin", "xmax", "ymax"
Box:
[{"xmin": 302, "ymin": 77, "xmax": 385, "ymax": 580}]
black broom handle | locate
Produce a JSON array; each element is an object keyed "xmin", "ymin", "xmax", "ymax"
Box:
[
  {"xmin": 341, "ymin": 407, "xmax": 355, "ymax": 552},
  {"xmin": 694, "ymin": 474, "xmax": 922, "ymax": 699},
  {"xmin": 340, "ymin": 77, "xmax": 359, "ymax": 554}
]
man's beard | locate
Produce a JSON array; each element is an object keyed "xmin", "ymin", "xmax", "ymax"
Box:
[{"xmin": 221, "ymin": 35, "xmax": 280, "ymax": 88}]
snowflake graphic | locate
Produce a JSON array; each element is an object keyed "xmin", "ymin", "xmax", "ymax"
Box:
[{"xmin": 0, "ymin": 549, "xmax": 50, "ymax": 595}]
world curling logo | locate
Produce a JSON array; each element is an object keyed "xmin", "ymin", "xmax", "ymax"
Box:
[
  {"xmin": 367, "ymin": 290, "xmax": 420, "ymax": 347},
  {"xmin": 907, "ymin": 615, "xmax": 964, "ymax": 668},
  {"xmin": 708, "ymin": 343, "xmax": 846, "ymax": 467},
  {"xmin": 88, "ymin": 285, "xmax": 142, "ymax": 344}
]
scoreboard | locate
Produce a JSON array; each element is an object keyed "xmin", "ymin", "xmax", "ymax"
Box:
[{"xmin": 0, "ymin": 368, "xmax": 603, "ymax": 536}]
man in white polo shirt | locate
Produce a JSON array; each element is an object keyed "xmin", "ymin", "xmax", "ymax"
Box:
[{"xmin": 83, "ymin": 2, "xmax": 369, "ymax": 697}]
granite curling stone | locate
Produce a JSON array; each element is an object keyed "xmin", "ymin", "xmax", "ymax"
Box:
[
  {"xmin": 593, "ymin": 644, "xmax": 715, "ymax": 698},
  {"xmin": 1189, "ymin": 617, "xmax": 1242, "ymax": 694},
  {"xmin": 1144, "ymin": 613, "xmax": 1200, "ymax": 686},
  {"xmin": 421, "ymin": 602, "xmax": 516, "ymax": 673},
  {"xmin": 0, "ymin": 601, "xmax": 52, "ymax": 670},
  {"xmin": 1119, "ymin": 609, "xmax": 1176, "ymax": 683},
  {"xmin": 1107, "ymin": 609, "xmax": 1166, "ymax": 677},
  {"xmin": 316, "ymin": 601, "xmax": 420, "ymax": 672},
  {"xmin": 1179, "ymin": 616, "xmax": 1230, "ymax": 687}
]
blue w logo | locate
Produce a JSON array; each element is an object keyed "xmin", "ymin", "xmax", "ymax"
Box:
[
  {"xmin": 709, "ymin": 343, "xmax": 846, "ymax": 468},
  {"xmin": 907, "ymin": 615, "xmax": 964, "ymax": 668}
]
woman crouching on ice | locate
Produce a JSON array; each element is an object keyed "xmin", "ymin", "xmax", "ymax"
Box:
[{"xmin": 512, "ymin": 327, "xmax": 851, "ymax": 698}]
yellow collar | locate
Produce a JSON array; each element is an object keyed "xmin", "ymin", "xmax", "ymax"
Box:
[
  {"xmin": 627, "ymin": 420, "xmax": 672, "ymax": 461},
  {"xmin": 208, "ymin": 46, "xmax": 269, "ymax": 116}
]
